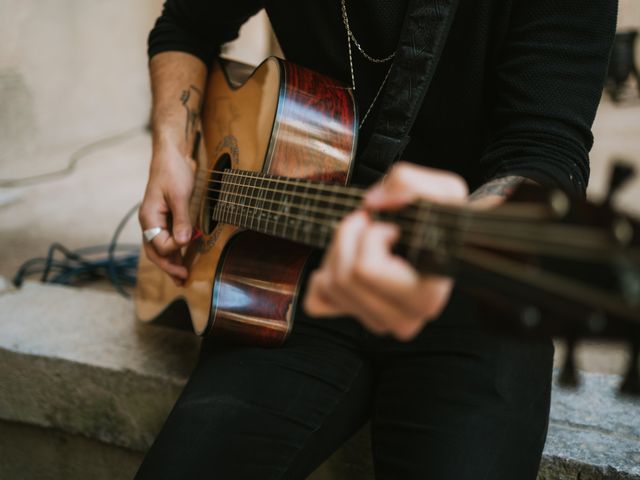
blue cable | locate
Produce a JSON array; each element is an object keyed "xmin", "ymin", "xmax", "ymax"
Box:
[{"xmin": 12, "ymin": 203, "xmax": 141, "ymax": 297}]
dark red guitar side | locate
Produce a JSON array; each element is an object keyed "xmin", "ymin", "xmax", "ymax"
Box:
[{"xmin": 207, "ymin": 59, "xmax": 357, "ymax": 345}]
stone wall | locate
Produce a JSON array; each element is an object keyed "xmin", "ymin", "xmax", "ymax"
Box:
[
  {"xmin": 0, "ymin": 2, "xmax": 279, "ymax": 181},
  {"xmin": 0, "ymin": 0, "xmax": 166, "ymax": 178},
  {"xmin": 619, "ymin": 0, "xmax": 640, "ymax": 31}
]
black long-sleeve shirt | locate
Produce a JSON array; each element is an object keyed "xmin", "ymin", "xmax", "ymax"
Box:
[{"xmin": 148, "ymin": 0, "xmax": 617, "ymax": 196}]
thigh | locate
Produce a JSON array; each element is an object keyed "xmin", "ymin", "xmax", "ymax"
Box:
[
  {"xmin": 370, "ymin": 326, "xmax": 554, "ymax": 480},
  {"xmin": 135, "ymin": 317, "xmax": 373, "ymax": 480}
]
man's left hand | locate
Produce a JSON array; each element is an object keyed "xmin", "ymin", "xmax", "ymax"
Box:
[{"xmin": 303, "ymin": 163, "xmax": 468, "ymax": 341}]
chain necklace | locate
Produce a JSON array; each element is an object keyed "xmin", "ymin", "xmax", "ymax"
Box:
[{"xmin": 340, "ymin": 0, "xmax": 395, "ymax": 128}]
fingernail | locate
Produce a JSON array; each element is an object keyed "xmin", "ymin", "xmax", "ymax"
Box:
[{"xmin": 177, "ymin": 229, "xmax": 191, "ymax": 243}]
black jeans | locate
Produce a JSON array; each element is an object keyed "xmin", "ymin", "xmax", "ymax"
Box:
[{"xmin": 135, "ymin": 290, "xmax": 553, "ymax": 479}]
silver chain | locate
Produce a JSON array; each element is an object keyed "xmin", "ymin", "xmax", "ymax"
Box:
[
  {"xmin": 340, "ymin": 0, "xmax": 395, "ymax": 128},
  {"xmin": 340, "ymin": 0, "xmax": 396, "ymax": 63}
]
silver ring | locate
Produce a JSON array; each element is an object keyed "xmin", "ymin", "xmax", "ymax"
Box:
[{"xmin": 143, "ymin": 226, "xmax": 163, "ymax": 243}]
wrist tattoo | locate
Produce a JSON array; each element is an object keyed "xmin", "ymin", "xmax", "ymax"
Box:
[
  {"xmin": 180, "ymin": 85, "xmax": 203, "ymax": 141},
  {"xmin": 469, "ymin": 176, "xmax": 526, "ymax": 201}
]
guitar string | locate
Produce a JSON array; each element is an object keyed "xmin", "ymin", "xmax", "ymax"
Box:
[
  {"xmin": 209, "ymin": 196, "xmax": 627, "ymax": 260},
  {"xmin": 202, "ymin": 184, "xmax": 620, "ymax": 251},
  {"xmin": 185, "ymin": 169, "xmax": 635, "ymax": 255},
  {"xmin": 198, "ymin": 169, "xmax": 505, "ymax": 219},
  {"xmin": 201, "ymin": 168, "xmax": 368, "ymax": 196},
  {"xmin": 193, "ymin": 168, "xmax": 590, "ymax": 234},
  {"xmin": 196, "ymin": 169, "xmax": 550, "ymax": 223},
  {"xmin": 204, "ymin": 183, "xmax": 586, "ymax": 242},
  {"xmin": 203, "ymin": 176, "xmax": 608, "ymax": 241},
  {"xmin": 197, "ymin": 169, "xmax": 624, "ymax": 239},
  {"xmin": 201, "ymin": 171, "xmax": 638, "ymax": 251},
  {"xmin": 212, "ymin": 198, "xmax": 632, "ymax": 263}
]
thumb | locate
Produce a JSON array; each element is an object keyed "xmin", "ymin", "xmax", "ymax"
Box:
[{"xmin": 167, "ymin": 191, "xmax": 192, "ymax": 245}]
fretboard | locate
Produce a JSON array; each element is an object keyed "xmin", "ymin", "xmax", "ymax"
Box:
[
  {"xmin": 212, "ymin": 169, "xmax": 360, "ymax": 249},
  {"xmin": 210, "ymin": 169, "xmax": 476, "ymax": 276}
]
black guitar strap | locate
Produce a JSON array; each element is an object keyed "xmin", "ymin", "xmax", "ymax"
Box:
[{"xmin": 354, "ymin": 0, "xmax": 461, "ymax": 185}]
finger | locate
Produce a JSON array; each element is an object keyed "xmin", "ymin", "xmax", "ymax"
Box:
[
  {"xmin": 167, "ymin": 189, "xmax": 192, "ymax": 246},
  {"xmin": 303, "ymin": 272, "xmax": 343, "ymax": 317},
  {"xmin": 139, "ymin": 196, "xmax": 182, "ymax": 256},
  {"xmin": 355, "ymin": 222, "xmax": 454, "ymax": 320},
  {"xmin": 327, "ymin": 211, "xmax": 369, "ymax": 287},
  {"xmin": 322, "ymin": 224, "xmax": 424, "ymax": 339},
  {"xmin": 416, "ymin": 275, "xmax": 454, "ymax": 320},
  {"xmin": 364, "ymin": 162, "xmax": 468, "ymax": 210},
  {"xmin": 143, "ymin": 242, "xmax": 188, "ymax": 281},
  {"xmin": 317, "ymin": 211, "xmax": 393, "ymax": 334},
  {"xmin": 305, "ymin": 270, "xmax": 390, "ymax": 335},
  {"xmin": 330, "ymin": 273, "xmax": 418, "ymax": 338}
]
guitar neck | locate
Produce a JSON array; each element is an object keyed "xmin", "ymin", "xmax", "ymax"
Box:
[{"xmin": 210, "ymin": 168, "xmax": 475, "ymax": 268}]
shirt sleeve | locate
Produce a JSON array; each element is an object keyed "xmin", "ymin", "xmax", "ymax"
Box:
[
  {"xmin": 148, "ymin": 0, "xmax": 265, "ymax": 68},
  {"xmin": 478, "ymin": 0, "xmax": 617, "ymax": 197}
]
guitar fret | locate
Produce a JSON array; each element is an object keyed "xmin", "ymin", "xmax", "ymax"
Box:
[
  {"xmin": 323, "ymin": 184, "xmax": 340, "ymax": 247},
  {"xmin": 267, "ymin": 175, "xmax": 282, "ymax": 236},
  {"xmin": 258, "ymin": 176, "xmax": 267, "ymax": 234},
  {"xmin": 221, "ymin": 171, "xmax": 230, "ymax": 225},
  {"xmin": 228, "ymin": 171, "xmax": 236, "ymax": 226},
  {"xmin": 303, "ymin": 183, "xmax": 318, "ymax": 246},
  {"xmin": 232, "ymin": 171, "xmax": 241, "ymax": 226},
  {"xmin": 245, "ymin": 172, "xmax": 254, "ymax": 230},
  {"xmin": 291, "ymin": 180, "xmax": 303, "ymax": 242},
  {"xmin": 293, "ymin": 180, "xmax": 307, "ymax": 244},
  {"xmin": 248, "ymin": 173, "xmax": 258, "ymax": 231},
  {"xmin": 275, "ymin": 175, "xmax": 287, "ymax": 238},
  {"xmin": 238, "ymin": 172, "xmax": 249, "ymax": 229},
  {"xmin": 212, "ymin": 174, "xmax": 222, "ymax": 222},
  {"xmin": 409, "ymin": 203, "xmax": 431, "ymax": 266},
  {"xmin": 297, "ymin": 179, "xmax": 310, "ymax": 243},
  {"xmin": 281, "ymin": 178, "xmax": 291, "ymax": 240},
  {"xmin": 228, "ymin": 171, "xmax": 237, "ymax": 225}
]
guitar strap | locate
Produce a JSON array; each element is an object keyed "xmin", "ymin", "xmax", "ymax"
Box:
[{"xmin": 354, "ymin": 0, "xmax": 461, "ymax": 185}]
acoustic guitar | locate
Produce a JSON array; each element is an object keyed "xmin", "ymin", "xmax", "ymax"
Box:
[{"xmin": 134, "ymin": 57, "xmax": 640, "ymax": 388}]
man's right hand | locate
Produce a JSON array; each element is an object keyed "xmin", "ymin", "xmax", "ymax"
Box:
[
  {"xmin": 140, "ymin": 51, "xmax": 207, "ymax": 285},
  {"xmin": 138, "ymin": 144, "xmax": 196, "ymax": 285}
]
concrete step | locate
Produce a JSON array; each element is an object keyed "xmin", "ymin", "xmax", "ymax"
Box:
[
  {"xmin": 1, "ymin": 280, "xmax": 639, "ymax": 479},
  {"xmin": 0, "ymin": 280, "xmax": 199, "ymax": 454}
]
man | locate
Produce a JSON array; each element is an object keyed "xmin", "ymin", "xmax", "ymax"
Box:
[{"xmin": 136, "ymin": 1, "xmax": 617, "ymax": 478}]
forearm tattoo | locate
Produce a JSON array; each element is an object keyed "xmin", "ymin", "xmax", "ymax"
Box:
[
  {"xmin": 469, "ymin": 176, "xmax": 527, "ymax": 201},
  {"xmin": 180, "ymin": 85, "xmax": 203, "ymax": 141}
]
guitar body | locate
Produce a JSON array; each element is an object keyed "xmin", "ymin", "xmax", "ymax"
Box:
[{"xmin": 135, "ymin": 57, "xmax": 357, "ymax": 345}]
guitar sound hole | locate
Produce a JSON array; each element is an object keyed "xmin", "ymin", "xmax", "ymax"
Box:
[{"xmin": 202, "ymin": 153, "xmax": 231, "ymax": 235}]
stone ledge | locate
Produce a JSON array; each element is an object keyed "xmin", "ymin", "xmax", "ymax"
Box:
[
  {"xmin": 0, "ymin": 281, "xmax": 199, "ymax": 451},
  {"xmin": 541, "ymin": 372, "xmax": 640, "ymax": 479},
  {"xmin": 0, "ymin": 419, "xmax": 141, "ymax": 480},
  {"xmin": 1, "ymin": 281, "xmax": 640, "ymax": 479}
]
